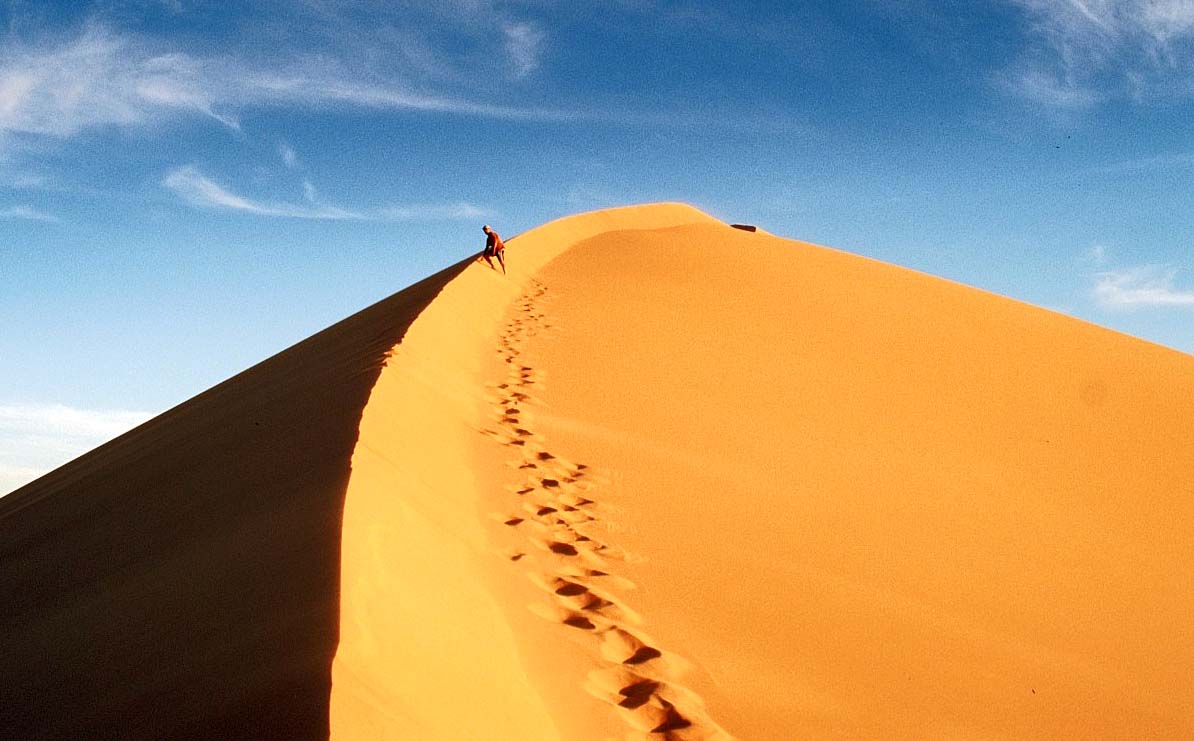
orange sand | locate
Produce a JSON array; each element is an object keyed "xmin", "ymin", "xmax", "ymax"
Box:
[
  {"xmin": 520, "ymin": 221, "xmax": 1194, "ymax": 737},
  {"xmin": 4, "ymin": 204, "xmax": 1194, "ymax": 739}
]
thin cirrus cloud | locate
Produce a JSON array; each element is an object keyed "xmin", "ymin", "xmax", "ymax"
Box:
[
  {"xmin": 0, "ymin": 204, "xmax": 56, "ymax": 221},
  {"xmin": 0, "ymin": 25, "xmax": 574, "ymax": 144},
  {"xmin": 0, "ymin": 403, "xmax": 154, "ymax": 495},
  {"xmin": 376, "ymin": 203, "xmax": 491, "ymax": 220},
  {"xmin": 503, "ymin": 22, "xmax": 546, "ymax": 79},
  {"xmin": 163, "ymin": 166, "xmax": 362, "ymax": 219},
  {"xmin": 1093, "ymin": 264, "xmax": 1194, "ymax": 308},
  {"xmin": 277, "ymin": 141, "xmax": 300, "ymax": 169},
  {"xmin": 1005, "ymin": 0, "xmax": 1194, "ymax": 105},
  {"xmin": 0, "ymin": 26, "xmax": 238, "ymax": 136},
  {"xmin": 163, "ymin": 165, "xmax": 491, "ymax": 222},
  {"xmin": 247, "ymin": 73, "xmax": 575, "ymax": 121}
]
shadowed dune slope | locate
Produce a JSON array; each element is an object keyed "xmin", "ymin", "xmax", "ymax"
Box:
[{"xmin": 0, "ymin": 259, "xmax": 469, "ymax": 739}]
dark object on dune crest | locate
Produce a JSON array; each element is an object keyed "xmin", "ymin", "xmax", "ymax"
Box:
[{"xmin": 731, "ymin": 223, "xmax": 757, "ymax": 232}]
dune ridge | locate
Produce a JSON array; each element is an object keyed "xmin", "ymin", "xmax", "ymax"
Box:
[
  {"xmin": 0, "ymin": 259, "xmax": 470, "ymax": 738},
  {"xmin": 3, "ymin": 202, "xmax": 1192, "ymax": 739},
  {"xmin": 328, "ymin": 203, "xmax": 721, "ymax": 739}
]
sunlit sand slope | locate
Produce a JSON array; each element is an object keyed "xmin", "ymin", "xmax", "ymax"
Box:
[
  {"xmin": 0, "ymin": 261, "xmax": 469, "ymax": 738},
  {"xmin": 331, "ymin": 202, "xmax": 1193, "ymax": 739},
  {"xmin": 504, "ymin": 220, "xmax": 1194, "ymax": 738},
  {"xmin": 328, "ymin": 204, "xmax": 720, "ymax": 739}
]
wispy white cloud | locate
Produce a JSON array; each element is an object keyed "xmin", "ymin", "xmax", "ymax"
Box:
[
  {"xmin": 289, "ymin": 0, "xmax": 548, "ymax": 81},
  {"xmin": 243, "ymin": 72, "xmax": 577, "ymax": 120},
  {"xmin": 278, "ymin": 141, "xmax": 300, "ymax": 169},
  {"xmin": 1138, "ymin": 0, "xmax": 1194, "ymax": 46},
  {"xmin": 1003, "ymin": 66, "xmax": 1101, "ymax": 107},
  {"xmin": 162, "ymin": 165, "xmax": 361, "ymax": 219},
  {"xmin": 1007, "ymin": 0, "xmax": 1194, "ymax": 105},
  {"xmin": 0, "ymin": 463, "xmax": 47, "ymax": 496},
  {"xmin": 376, "ymin": 202, "xmax": 493, "ymax": 220},
  {"xmin": 0, "ymin": 204, "xmax": 56, "ymax": 221},
  {"xmin": 163, "ymin": 165, "xmax": 491, "ymax": 221},
  {"xmin": 0, "ymin": 403, "xmax": 153, "ymax": 495},
  {"xmin": 1087, "ymin": 243, "xmax": 1109, "ymax": 264},
  {"xmin": 0, "ymin": 24, "xmax": 575, "ymax": 143},
  {"xmin": 0, "ymin": 18, "xmax": 779, "ymax": 169},
  {"xmin": 503, "ymin": 22, "xmax": 546, "ymax": 78},
  {"xmin": 0, "ymin": 403, "xmax": 151, "ymax": 440},
  {"xmin": 0, "ymin": 26, "xmax": 238, "ymax": 136},
  {"xmin": 1093, "ymin": 264, "xmax": 1194, "ymax": 307}
]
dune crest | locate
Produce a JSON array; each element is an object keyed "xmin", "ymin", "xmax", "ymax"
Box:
[{"xmin": 329, "ymin": 203, "xmax": 722, "ymax": 739}]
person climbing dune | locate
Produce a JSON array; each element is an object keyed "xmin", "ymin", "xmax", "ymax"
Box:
[{"xmin": 481, "ymin": 224, "xmax": 506, "ymax": 274}]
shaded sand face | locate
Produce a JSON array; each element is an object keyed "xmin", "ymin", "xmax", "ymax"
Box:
[{"xmin": 0, "ymin": 260, "xmax": 470, "ymax": 738}]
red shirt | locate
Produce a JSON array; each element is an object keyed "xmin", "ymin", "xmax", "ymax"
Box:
[{"xmin": 486, "ymin": 231, "xmax": 505, "ymax": 251}]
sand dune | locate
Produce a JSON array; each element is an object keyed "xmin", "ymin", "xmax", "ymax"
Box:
[
  {"xmin": 4, "ymin": 203, "xmax": 1193, "ymax": 739},
  {"xmin": 0, "ymin": 262, "xmax": 469, "ymax": 737}
]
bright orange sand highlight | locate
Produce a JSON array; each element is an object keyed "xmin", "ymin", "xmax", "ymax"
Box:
[{"xmin": 4, "ymin": 203, "xmax": 1194, "ymax": 738}]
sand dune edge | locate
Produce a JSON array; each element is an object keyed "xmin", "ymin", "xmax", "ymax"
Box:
[
  {"xmin": 0, "ymin": 259, "xmax": 471, "ymax": 739},
  {"xmin": 329, "ymin": 203, "xmax": 720, "ymax": 739}
]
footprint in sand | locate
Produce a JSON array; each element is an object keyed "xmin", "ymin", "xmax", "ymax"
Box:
[
  {"xmin": 548, "ymin": 541, "xmax": 578, "ymax": 556},
  {"xmin": 486, "ymin": 285, "xmax": 730, "ymax": 740},
  {"xmin": 600, "ymin": 627, "xmax": 663, "ymax": 665}
]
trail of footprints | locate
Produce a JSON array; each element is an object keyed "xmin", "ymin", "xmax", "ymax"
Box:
[{"xmin": 483, "ymin": 281, "xmax": 730, "ymax": 740}]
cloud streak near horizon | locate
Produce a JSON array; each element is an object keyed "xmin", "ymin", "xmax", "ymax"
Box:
[
  {"xmin": 0, "ymin": 403, "xmax": 154, "ymax": 495},
  {"xmin": 1094, "ymin": 264, "xmax": 1194, "ymax": 307},
  {"xmin": 162, "ymin": 166, "xmax": 491, "ymax": 221}
]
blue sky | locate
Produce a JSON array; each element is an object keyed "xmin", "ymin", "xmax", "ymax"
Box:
[{"xmin": 3, "ymin": 0, "xmax": 1193, "ymax": 492}]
